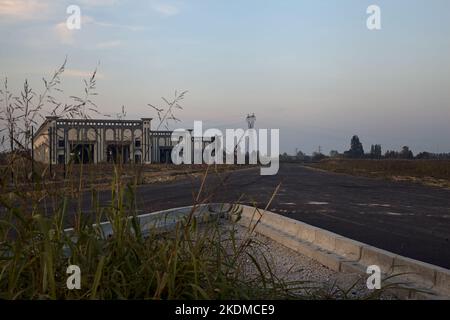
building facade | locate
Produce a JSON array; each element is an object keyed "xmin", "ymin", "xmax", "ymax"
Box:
[{"xmin": 33, "ymin": 117, "xmax": 176, "ymax": 164}]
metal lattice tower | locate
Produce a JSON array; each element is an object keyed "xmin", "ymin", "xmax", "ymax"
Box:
[
  {"xmin": 116, "ymin": 105, "xmax": 127, "ymax": 120},
  {"xmin": 246, "ymin": 113, "xmax": 256, "ymax": 129}
]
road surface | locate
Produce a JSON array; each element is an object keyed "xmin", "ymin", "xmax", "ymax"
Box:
[{"xmin": 73, "ymin": 163, "xmax": 450, "ymax": 269}]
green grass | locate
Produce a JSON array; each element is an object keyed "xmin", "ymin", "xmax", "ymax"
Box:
[
  {"xmin": 0, "ymin": 158, "xmax": 404, "ymax": 300},
  {"xmin": 0, "ymin": 160, "xmax": 309, "ymax": 300}
]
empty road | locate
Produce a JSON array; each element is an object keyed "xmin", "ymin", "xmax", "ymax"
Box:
[{"xmin": 74, "ymin": 163, "xmax": 450, "ymax": 269}]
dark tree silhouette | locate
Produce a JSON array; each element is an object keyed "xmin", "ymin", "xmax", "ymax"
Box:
[
  {"xmin": 370, "ymin": 144, "xmax": 382, "ymax": 159},
  {"xmin": 344, "ymin": 135, "xmax": 364, "ymax": 158},
  {"xmin": 400, "ymin": 146, "xmax": 414, "ymax": 159}
]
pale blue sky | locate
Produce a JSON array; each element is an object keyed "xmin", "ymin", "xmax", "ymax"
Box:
[{"xmin": 1, "ymin": 0, "xmax": 449, "ymax": 154}]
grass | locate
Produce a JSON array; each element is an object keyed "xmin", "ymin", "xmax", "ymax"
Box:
[
  {"xmin": 0, "ymin": 158, "xmax": 252, "ymax": 193},
  {"xmin": 0, "ymin": 151, "xmax": 291, "ymax": 300},
  {"xmin": 0, "ymin": 159, "xmax": 406, "ymax": 300},
  {"xmin": 311, "ymin": 159, "xmax": 450, "ymax": 188},
  {"xmin": 0, "ymin": 162, "xmax": 314, "ymax": 300}
]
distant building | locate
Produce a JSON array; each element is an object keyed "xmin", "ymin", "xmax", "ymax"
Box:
[{"xmin": 33, "ymin": 117, "xmax": 176, "ymax": 164}]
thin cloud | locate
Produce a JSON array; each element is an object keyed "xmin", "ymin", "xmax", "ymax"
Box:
[
  {"xmin": 65, "ymin": 69, "xmax": 105, "ymax": 79},
  {"xmin": 80, "ymin": 15, "xmax": 145, "ymax": 31},
  {"xmin": 0, "ymin": 0, "xmax": 48, "ymax": 20},
  {"xmin": 77, "ymin": 0, "xmax": 119, "ymax": 7},
  {"xmin": 54, "ymin": 14, "xmax": 142, "ymax": 46},
  {"xmin": 96, "ymin": 40, "xmax": 122, "ymax": 49},
  {"xmin": 93, "ymin": 20, "xmax": 145, "ymax": 31},
  {"xmin": 153, "ymin": 3, "xmax": 180, "ymax": 17},
  {"xmin": 54, "ymin": 15, "xmax": 94, "ymax": 45},
  {"xmin": 55, "ymin": 22, "xmax": 74, "ymax": 45}
]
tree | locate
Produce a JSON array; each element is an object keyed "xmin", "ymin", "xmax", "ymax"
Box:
[
  {"xmin": 385, "ymin": 150, "xmax": 399, "ymax": 159},
  {"xmin": 329, "ymin": 150, "xmax": 339, "ymax": 158},
  {"xmin": 312, "ymin": 152, "xmax": 326, "ymax": 162},
  {"xmin": 295, "ymin": 150, "xmax": 306, "ymax": 161},
  {"xmin": 400, "ymin": 146, "xmax": 414, "ymax": 159},
  {"xmin": 280, "ymin": 152, "xmax": 289, "ymax": 161},
  {"xmin": 370, "ymin": 144, "xmax": 382, "ymax": 159},
  {"xmin": 416, "ymin": 152, "xmax": 432, "ymax": 160},
  {"xmin": 344, "ymin": 135, "xmax": 364, "ymax": 158}
]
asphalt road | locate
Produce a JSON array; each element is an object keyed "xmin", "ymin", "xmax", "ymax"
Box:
[{"xmin": 74, "ymin": 163, "xmax": 450, "ymax": 269}]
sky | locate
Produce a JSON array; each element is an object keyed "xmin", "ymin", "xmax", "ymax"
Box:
[{"xmin": 0, "ymin": 0, "xmax": 449, "ymax": 154}]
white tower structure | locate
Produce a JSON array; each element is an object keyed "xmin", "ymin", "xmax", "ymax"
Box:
[{"xmin": 246, "ymin": 113, "xmax": 256, "ymax": 129}]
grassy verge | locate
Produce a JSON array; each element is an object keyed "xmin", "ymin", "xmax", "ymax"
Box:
[
  {"xmin": 0, "ymin": 165, "xmax": 293, "ymax": 299},
  {"xmin": 0, "ymin": 160, "xmax": 404, "ymax": 300},
  {"xmin": 0, "ymin": 156, "xmax": 255, "ymax": 195},
  {"xmin": 310, "ymin": 159, "xmax": 450, "ymax": 188}
]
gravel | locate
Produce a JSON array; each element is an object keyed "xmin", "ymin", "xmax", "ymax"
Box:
[{"xmin": 218, "ymin": 221, "xmax": 396, "ymax": 299}]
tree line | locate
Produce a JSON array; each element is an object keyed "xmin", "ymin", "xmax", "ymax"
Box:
[
  {"xmin": 341, "ymin": 135, "xmax": 450, "ymax": 160},
  {"xmin": 281, "ymin": 135, "xmax": 450, "ymax": 162}
]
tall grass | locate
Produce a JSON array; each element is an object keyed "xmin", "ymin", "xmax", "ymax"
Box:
[
  {"xmin": 0, "ymin": 163, "xmax": 313, "ymax": 299},
  {"xmin": 0, "ymin": 160, "xmax": 405, "ymax": 300}
]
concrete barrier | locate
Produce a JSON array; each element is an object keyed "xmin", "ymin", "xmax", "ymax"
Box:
[
  {"xmin": 230, "ymin": 204, "xmax": 450, "ymax": 299},
  {"xmin": 392, "ymin": 256, "xmax": 436, "ymax": 288},
  {"xmin": 314, "ymin": 230, "xmax": 338, "ymax": 252},
  {"xmin": 359, "ymin": 246, "xmax": 395, "ymax": 274},
  {"xmin": 297, "ymin": 224, "xmax": 317, "ymax": 243},
  {"xmin": 435, "ymin": 268, "xmax": 450, "ymax": 296},
  {"xmin": 335, "ymin": 237, "xmax": 362, "ymax": 261},
  {"xmin": 64, "ymin": 204, "xmax": 216, "ymax": 238}
]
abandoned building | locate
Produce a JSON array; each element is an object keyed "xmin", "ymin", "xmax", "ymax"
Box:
[{"xmin": 33, "ymin": 116, "xmax": 176, "ymax": 164}]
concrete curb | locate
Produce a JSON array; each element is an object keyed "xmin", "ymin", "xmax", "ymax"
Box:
[
  {"xmin": 67, "ymin": 203, "xmax": 450, "ymax": 299},
  {"xmin": 64, "ymin": 204, "xmax": 218, "ymax": 238},
  {"xmin": 228, "ymin": 204, "xmax": 450, "ymax": 300}
]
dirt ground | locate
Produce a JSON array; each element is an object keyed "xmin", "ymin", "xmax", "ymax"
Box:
[{"xmin": 310, "ymin": 159, "xmax": 450, "ymax": 189}]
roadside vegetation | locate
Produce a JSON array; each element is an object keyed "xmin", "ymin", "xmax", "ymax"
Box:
[
  {"xmin": 281, "ymin": 135, "xmax": 450, "ymax": 189},
  {"xmin": 0, "ymin": 161, "xmax": 249, "ymax": 194},
  {"xmin": 0, "ymin": 165, "xmax": 307, "ymax": 299},
  {"xmin": 311, "ymin": 159, "xmax": 450, "ymax": 189},
  {"xmin": 0, "ymin": 161, "xmax": 397, "ymax": 300}
]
